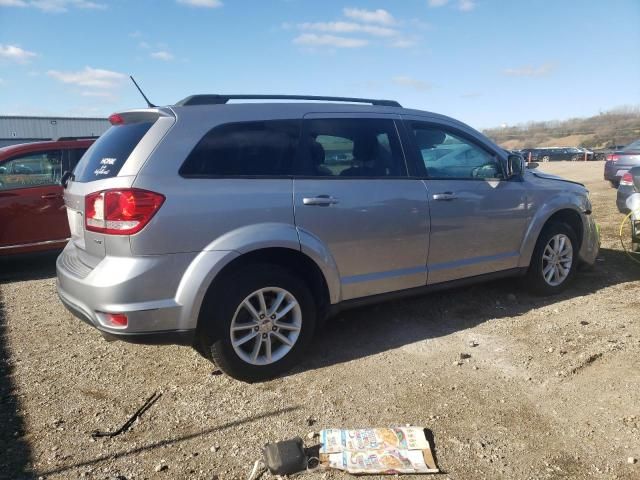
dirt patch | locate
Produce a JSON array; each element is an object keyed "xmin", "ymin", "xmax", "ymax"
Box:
[{"xmin": 0, "ymin": 161, "xmax": 639, "ymax": 479}]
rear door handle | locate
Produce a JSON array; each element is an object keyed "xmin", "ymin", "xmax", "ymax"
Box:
[
  {"xmin": 302, "ymin": 195, "xmax": 339, "ymax": 206},
  {"xmin": 432, "ymin": 192, "xmax": 457, "ymax": 201},
  {"xmin": 41, "ymin": 193, "xmax": 63, "ymax": 200}
]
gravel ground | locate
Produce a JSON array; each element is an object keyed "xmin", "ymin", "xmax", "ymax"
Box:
[{"xmin": 1, "ymin": 161, "xmax": 639, "ymax": 480}]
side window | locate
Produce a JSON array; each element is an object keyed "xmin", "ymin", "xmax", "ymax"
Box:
[
  {"xmin": 180, "ymin": 120, "xmax": 300, "ymax": 177},
  {"xmin": 300, "ymin": 118, "xmax": 407, "ymax": 178},
  {"xmin": 410, "ymin": 123, "xmax": 501, "ymax": 179},
  {"xmin": 0, "ymin": 150, "xmax": 62, "ymax": 190}
]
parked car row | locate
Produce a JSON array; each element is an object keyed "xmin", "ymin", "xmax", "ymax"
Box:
[
  {"xmin": 604, "ymin": 139, "xmax": 640, "ymax": 187},
  {"xmin": 0, "ymin": 138, "xmax": 94, "ymax": 255},
  {"xmin": 519, "ymin": 147, "xmax": 594, "ymax": 162}
]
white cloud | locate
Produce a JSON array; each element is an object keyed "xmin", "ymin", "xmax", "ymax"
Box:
[
  {"xmin": 138, "ymin": 41, "xmax": 150, "ymax": 49},
  {"xmin": 0, "ymin": 0, "xmax": 106, "ymax": 11},
  {"xmin": 298, "ymin": 21, "xmax": 397, "ymax": 37},
  {"xmin": 503, "ymin": 63, "xmax": 555, "ymax": 77},
  {"xmin": 428, "ymin": 0, "xmax": 476, "ymax": 11},
  {"xmin": 294, "ymin": 33, "xmax": 368, "ymax": 48},
  {"xmin": 80, "ymin": 90, "xmax": 116, "ymax": 99},
  {"xmin": 458, "ymin": 0, "xmax": 475, "ymax": 11},
  {"xmin": 128, "ymin": 30, "xmax": 143, "ymax": 38},
  {"xmin": 176, "ymin": 0, "xmax": 222, "ymax": 7},
  {"xmin": 391, "ymin": 38, "xmax": 417, "ymax": 48},
  {"xmin": 0, "ymin": 44, "xmax": 37, "ymax": 63},
  {"xmin": 392, "ymin": 76, "xmax": 432, "ymax": 91},
  {"xmin": 0, "ymin": 0, "xmax": 27, "ymax": 6},
  {"xmin": 47, "ymin": 66, "xmax": 125, "ymax": 88},
  {"xmin": 150, "ymin": 50, "xmax": 174, "ymax": 61},
  {"xmin": 343, "ymin": 7, "xmax": 395, "ymax": 25}
]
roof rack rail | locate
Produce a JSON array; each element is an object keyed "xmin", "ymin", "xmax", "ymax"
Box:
[
  {"xmin": 55, "ymin": 136, "xmax": 100, "ymax": 141},
  {"xmin": 174, "ymin": 94, "xmax": 402, "ymax": 108}
]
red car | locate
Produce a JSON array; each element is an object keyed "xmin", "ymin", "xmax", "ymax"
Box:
[{"xmin": 0, "ymin": 138, "xmax": 95, "ymax": 255}]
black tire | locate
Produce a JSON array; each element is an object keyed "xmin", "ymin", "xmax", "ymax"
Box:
[
  {"xmin": 196, "ymin": 264, "xmax": 316, "ymax": 382},
  {"xmin": 524, "ymin": 222, "xmax": 578, "ymax": 295},
  {"xmin": 610, "ymin": 181, "xmax": 619, "ymax": 188}
]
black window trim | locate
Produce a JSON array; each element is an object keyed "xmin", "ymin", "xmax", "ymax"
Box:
[
  {"xmin": 179, "ymin": 117, "xmax": 418, "ymax": 181},
  {"xmin": 403, "ymin": 120, "xmax": 508, "ymax": 181}
]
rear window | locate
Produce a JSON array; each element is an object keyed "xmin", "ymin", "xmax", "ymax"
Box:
[
  {"xmin": 179, "ymin": 120, "xmax": 300, "ymax": 177},
  {"xmin": 73, "ymin": 122, "xmax": 153, "ymax": 182}
]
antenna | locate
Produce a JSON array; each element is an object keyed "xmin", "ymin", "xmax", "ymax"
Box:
[{"xmin": 129, "ymin": 76, "xmax": 156, "ymax": 108}]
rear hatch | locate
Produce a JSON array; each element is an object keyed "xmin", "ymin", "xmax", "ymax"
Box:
[{"xmin": 63, "ymin": 109, "xmax": 174, "ymax": 267}]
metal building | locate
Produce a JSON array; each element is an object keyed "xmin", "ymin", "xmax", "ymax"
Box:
[{"xmin": 0, "ymin": 116, "xmax": 110, "ymax": 148}]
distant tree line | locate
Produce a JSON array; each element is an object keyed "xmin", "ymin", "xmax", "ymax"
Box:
[{"xmin": 483, "ymin": 105, "xmax": 640, "ymax": 149}]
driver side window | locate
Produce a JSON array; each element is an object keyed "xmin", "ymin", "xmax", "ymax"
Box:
[{"xmin": 410, "ymin": 123, "xmax": 502, "ymax": 179}]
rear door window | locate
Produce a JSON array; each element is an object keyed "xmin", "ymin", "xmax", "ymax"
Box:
[
  {"xmin": 73, "ymin": 122, "xmax": 153, "ymax": 182},
  {"xmin": 298, "ymin": 118, "xmax": 407, "ymax": 177},
  {"xmin": 180, "ymin": 120, "xmax": 300, "ymax": 177},
  {"xmin": 0, "ymin": 150, "xmax": 62, "ymax": 190}
]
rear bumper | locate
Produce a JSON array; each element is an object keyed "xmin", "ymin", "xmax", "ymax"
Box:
[
  {"xmin": 56, "ymin": 242, "xmax": 199, "ymax": 345},
  {"xmin": 617, "ymin": 186, "xmax": 634, "ymax": 213},
  {"xmin": 58, "ymin": 290, "xmax": 194, "ymax": 345}
]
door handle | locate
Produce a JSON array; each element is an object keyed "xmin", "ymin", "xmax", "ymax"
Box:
[
  {"xmin": 41, "ymin": 193, "xmax": 63, "ymax": 200},
  {"xmin": 432, "ymin": 192, "xmax": 457, "ymax": 201},
  {"xmin": 302, "ymin": 195, "xmax": 339, "ymax": 206}
]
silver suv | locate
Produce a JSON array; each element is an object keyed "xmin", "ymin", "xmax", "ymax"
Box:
[{"xmin": 56, "ymin": 95, "xmax": 599, "ymax": 381}]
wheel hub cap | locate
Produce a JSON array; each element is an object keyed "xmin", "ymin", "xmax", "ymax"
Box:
[
  {"xmin": 541, "ymin": 233, "xmax": 573, "ymax": 287},
  {"xmin": 230, "ymin": 287, "xmax": 302, "ymax": 366}
]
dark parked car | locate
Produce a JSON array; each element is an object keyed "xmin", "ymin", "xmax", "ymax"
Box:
[
  {"xmin": 617, "ymin": 167, "xmax": 640, "ymax": 212},
  {"xmin": 0, "ymin": 138, "xmax": 94, "ymax": 255},
  {"xmin": 604, "ymin": 139, "xmax": 640, "ymax": 187},
  {"xmin": 520, "ymin": 147, "xmax": 591, "ymax": 163}
]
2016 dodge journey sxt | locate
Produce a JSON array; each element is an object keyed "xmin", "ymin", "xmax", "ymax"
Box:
[{"xmin": 56, "ymin": 94, "xmax": 599, "ymax": 382}]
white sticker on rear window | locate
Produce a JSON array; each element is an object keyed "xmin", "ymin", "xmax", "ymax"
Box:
[
  {"xmin": 94, "ymin": 165, "xmax": 110, "ymax": 176},
  {"xmin": 100, "ymin": 157, "xmax": 116, "ymax": 165}
]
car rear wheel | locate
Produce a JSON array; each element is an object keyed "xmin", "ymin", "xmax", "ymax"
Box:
[
  {"xmin": 542, "ymin": 155, "xmax": 550, "ymax": 162},
  {"xmin": 525, "ymin": 222, "xmax": 578, "ymax": 295},
  {"xmin": 197, "ymin": 264, "xmax": 316, "ymax": 382}
]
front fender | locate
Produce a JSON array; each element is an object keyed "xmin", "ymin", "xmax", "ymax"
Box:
[{"xmin": 518, "ymin": 193, "xmax": 590, "ymax": 268}]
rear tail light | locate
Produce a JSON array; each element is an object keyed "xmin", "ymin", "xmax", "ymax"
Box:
[
  {"xmin": 620, "ymin": 172, "xmax": 634, "ymax": 186},
  {"xmin": 607, "ymin": 154, "xmax": 620, "ymax": 162},
  {"xmin": 85, "ymin": 189, "xmax": 164, "ymax": 235},
  {"xmin": 102, "ymin": 313, "xmax": 128, "ymax": 328}
]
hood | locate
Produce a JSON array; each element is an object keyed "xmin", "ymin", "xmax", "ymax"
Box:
[{"xmin": 526, "ymin": 168, "xmax": 585, "ymax": 188}]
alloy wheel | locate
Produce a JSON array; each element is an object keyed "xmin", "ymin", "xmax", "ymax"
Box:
[
  {"xmin": 541, "ymin": 233, "xmax": 573, "ymax": 286},
  {"xmin": 229, "ymin": 287, "xmax": 302, "ymax": 366}
]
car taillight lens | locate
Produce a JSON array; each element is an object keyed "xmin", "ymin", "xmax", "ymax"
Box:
[
  {"xmin": 620, "ymin": 172, "xmax": 634, "ymax": 186},
  {"xmin": 607, "ymin": 154, "xmax": 620, "ymax": 162},
  {"xmin": 103, "ymin": 313, "xmax": 128, "ymax": 328},
  {"xmin": 85, "ymin": 189, "xmax": 164, "ymax": 235}
]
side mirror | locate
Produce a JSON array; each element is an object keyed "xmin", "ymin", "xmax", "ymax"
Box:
[{"xmin": 505, "ymin": 154, "xmax": 524, "ymax": 179}]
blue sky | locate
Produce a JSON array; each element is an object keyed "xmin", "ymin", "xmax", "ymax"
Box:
[{"xmin": 0, "ymin": 0, "xmax": 638, "ymax": 129}]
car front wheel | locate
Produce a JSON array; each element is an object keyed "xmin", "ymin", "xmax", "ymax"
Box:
[
  {"xmin": 525, "ymin": 223, "xmax": 578, "ymax": 295},
  {"xmin": 197, "ymin": 265, "xmax": 316, "ymax": 382}
]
